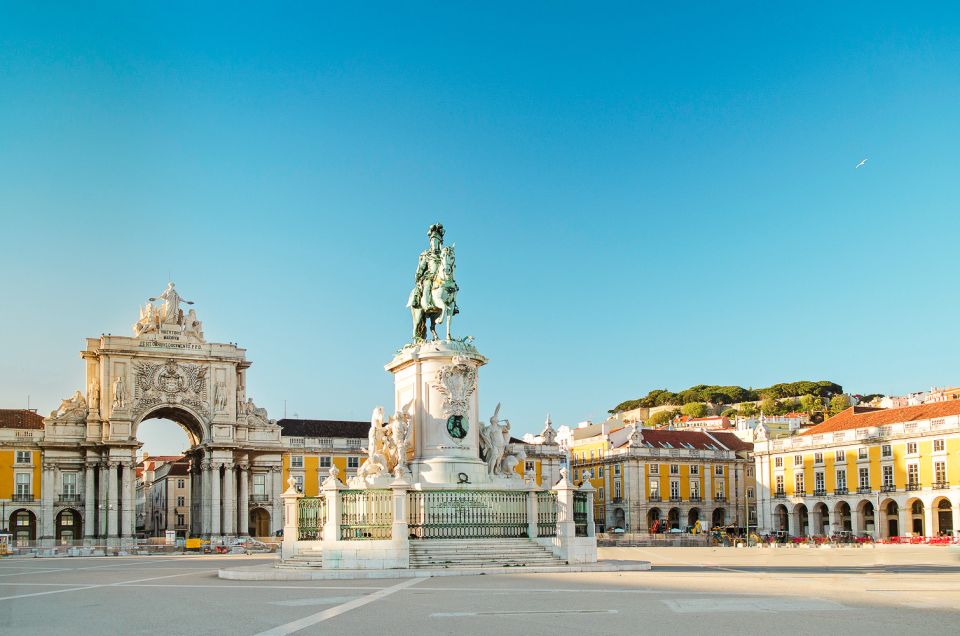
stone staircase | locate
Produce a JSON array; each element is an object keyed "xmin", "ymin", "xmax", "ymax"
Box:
[
  {"xmin": 281, "ymin": 547, "xmax": 323, "ymax": 567},
  {"xmin": 409, "ymin": 538, "xmax": 565, "ymax": 569}
]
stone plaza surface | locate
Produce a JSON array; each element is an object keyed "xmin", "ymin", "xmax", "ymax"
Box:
[{"xmin": 0, "ymin": 547, "xmax": 958, "ymax": 635}]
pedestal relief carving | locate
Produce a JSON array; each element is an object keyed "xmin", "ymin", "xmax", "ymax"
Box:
[{"xmin": 432, "ymin": 355, "xmax": 477, "ymax": 446}]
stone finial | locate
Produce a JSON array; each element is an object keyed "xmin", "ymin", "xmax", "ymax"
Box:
[{"xmin": 322, "ymin": 465, "xmax": 342, "ymax": 489}]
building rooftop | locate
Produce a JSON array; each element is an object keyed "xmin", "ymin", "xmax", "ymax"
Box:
[
  {"xmin": 278, "ymin": 419, "xmax": 370, "ymax": 438},
  {"xmin": 801, "ymin": 401, "xmax": 960, "ymax": 435},
  {"xmin": 0, "ymin": 409, "xmax": 44, "ymax": 429}
]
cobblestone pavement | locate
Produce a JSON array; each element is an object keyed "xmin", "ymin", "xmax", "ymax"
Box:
[{"xmin": 0, "ymin": 546, "xmax": 957, "ymax": 635}]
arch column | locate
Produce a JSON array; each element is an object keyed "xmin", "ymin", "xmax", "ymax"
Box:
[
  {"xmin": 898, "ymin": 505, "xmax": 910, "ymax": 537},
  {"xmin": 222, "ymin": 461, "xmax": 235, "ymax": 537},
  {"xmin": 121, "ymin": 462, "xmax": 134, "ymax": 540},
  {"xmin": 40, "ymin": 463, "xmax": 55, "ymax": 544},
  {"xmin": 238, "ymin": 463, "xmax": 249, "ymax": 537},
  {"xmin": 107, "ymin": 461, "xmax": 119, "ymax": 540},
  {"xmin": 810, "ymin": 506, "xmax": 822, "ymax": 536},
  {"xmin": 210, "ymin": 462, "xmax": 222, "ymax": 537},
  {"xmin": 201, "ymin": 461, "xmax": 212, "ymax": 537},
  {"xmin": 851, "ymin": 506, "xmax": 862, "ymax": 535},
  {"xmin": 922, "ymin": 500, "xmax": 934, "ymax": 538},
  {"xmin": 84, "ymin": 461, "xmax": 96, "ymax": 540},
  {"xmin": 787, "ymin": 508, "xmax": 798, "ymax": 536},
  {"xmin": 98, "ymin": 463, "xmax": 109, "ymax": 538}
]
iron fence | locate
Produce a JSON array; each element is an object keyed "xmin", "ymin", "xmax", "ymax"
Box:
[
  {"xmin": 297, "ymin": 497, "xmax": 327, "ymax": 540},
  {"xmin": 537, "ymin": 491, "xmax": 557, "ymax": 537},
  {"xmin": 573, "ymin": 491, "xmax": 589, "ymax": 537},
  {"xmin": 340, "ymin": 490, "xmax": 393, "ymax": 540},
  {"xmin": 408, "ymin": 490, "xmax": 528, "ymax": 539}
]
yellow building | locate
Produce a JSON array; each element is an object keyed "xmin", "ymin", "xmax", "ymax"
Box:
[
  {"xmin": 571, "ymin": 422, "xmax": 755, "ymax": 534},
  {"xmin": 0, "ymin": 410, "xmax": 45, "ymax": 544},
  {"xmin": 754, "ymin": 402, "xmax": 960, "ymax": 538}
]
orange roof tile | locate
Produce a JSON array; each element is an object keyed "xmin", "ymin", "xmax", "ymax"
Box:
[
  {"xmin": 801, "ymin": 401, "xmax": 960, "ymax": 435},
  {"xmin": 0, "ymin": 409, "xmax": 44, "ymax": 429}
]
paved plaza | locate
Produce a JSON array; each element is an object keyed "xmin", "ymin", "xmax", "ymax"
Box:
[{"xmin": 0, "ymin": 546, "xmax": 957, "ymax": 634}]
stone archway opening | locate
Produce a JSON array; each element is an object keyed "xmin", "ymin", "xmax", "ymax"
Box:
[
  {"xmin": 857, "ymin": 500, "xmax": 875, "ymax": 536},
  {"xmin": 834, "ymin": 501, "xmax": 852, "ymax": 533},
  {"xmin": 613, "ymin": 507, "xmax": 625, "ymax": 530},
  {"xmin": 647, "ymin": 507, "xmax": 662, "ymax": 532},
  {"xmin": 133, "ymin": 408, "xmax": 205, "ymax": 542},
  {"xmin": 55, "ymin": 508, "xmax": 83, "ymax": 544},
  {"xmin": 250, "ymin": 507, "xmax": 271, "ymax": 538},
  {"xmin": 712, "ymin": 507, "xmax": 726, "ymax": 528},
  {"xmin": 134, "ymin": 406, "xmax": 207, "ymax": 451},
  {"xmin": 667, "ymin": 507, "xmax": 681, "ymax": 530},
  {"xmin": 909, "ymin": 499, "xmax": 924, "ymax": 536},
  {"xmin": 10, "ymin": 509, "xmax": 37, "ymax": 546},
  {"xmin": 794, "ymin": 503, "xmax": 809, "ymax": 536},
  {"xmin": 934, "ymin": 498, "xmax": 953, "ymax": 536},
  {"xmin": 880, "ymin": 499, "xmax": 899, "ymax": 538},
  {"xmin": 688, "ymin": 507, "xmax": 700, "ymax": 531},
  {"xmin": 774, "ymin": 504, "xmax": 788, "ymax": 532}
]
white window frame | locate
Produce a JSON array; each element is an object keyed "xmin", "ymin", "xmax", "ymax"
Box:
[
  {"xmin": 290, "ymin": 455, "xmax": 304, "ymax": 468},
  {"xmin": 61, "ymin": 472, "xmax": 77, "ymax": 496}
]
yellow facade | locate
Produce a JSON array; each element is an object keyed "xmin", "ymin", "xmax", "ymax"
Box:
[{"xmin": 0, "ymin": 449, "xmax": 41, "ymax": 499}]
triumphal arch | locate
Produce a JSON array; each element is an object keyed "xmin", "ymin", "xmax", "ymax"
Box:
[{"xmin": 40, "ymin": 283, "xmax": 284, "ymax": 546}]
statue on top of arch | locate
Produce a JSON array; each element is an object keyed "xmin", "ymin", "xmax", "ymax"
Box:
[{"xmin": 133, "ymin": 282, "xmax": 204, "ymax": 342}]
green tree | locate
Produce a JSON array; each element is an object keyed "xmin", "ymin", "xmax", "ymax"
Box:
[
  {"xmin": 799, "ymin": 394, "xmax": 822, "ymax": 414},
  {"xmin": 681, "ymin": 402, "xmax": 708, "ymax": 418},
  {"xmin": 829, "ymin": 394, "xmax": 851, "ymax": 415},
  {"xmin": 760, "ymin": 397, "xmax": 780, "ymax": 415},
  {"xmin": 721, "ymin": 407, "xmax": 738, "ymax": 418},
  {"xmin": 646, "ymin": 410, "xmax": 677, "ymax": 427},
  {"xmin": 739, "ymin": 402, "xmax": 759, "ymax": 417}
]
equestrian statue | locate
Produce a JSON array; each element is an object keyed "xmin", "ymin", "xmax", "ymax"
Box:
[{"xmin": 407, "ymin": 223, "xmax": 459, "ymax": 342}]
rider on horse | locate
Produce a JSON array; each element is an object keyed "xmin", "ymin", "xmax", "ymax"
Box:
[{"xmin": 408, "ymin": 223, "xmax": 457, "ymax": 341}]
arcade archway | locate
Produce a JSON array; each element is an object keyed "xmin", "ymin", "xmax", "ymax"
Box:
[{"xmin": 250, "ymin": 507, "xmax": 271, "ymax": 537}]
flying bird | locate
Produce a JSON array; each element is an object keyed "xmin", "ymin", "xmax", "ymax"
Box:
[{"xmin": 856, "ymin": 158, "xmax": 868, "ymax": 169}]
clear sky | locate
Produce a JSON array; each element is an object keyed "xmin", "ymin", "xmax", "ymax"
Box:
[{"xmin": 2, "ymin": 4, "xmax": 959, "ymax": 454}]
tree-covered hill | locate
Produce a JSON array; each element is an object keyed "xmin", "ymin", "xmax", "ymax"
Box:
[{"xmin": 609, "ymin": 380, "xmax": 843, "ymax": 414}]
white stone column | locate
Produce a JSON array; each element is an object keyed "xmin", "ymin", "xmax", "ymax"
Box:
[
  {"xmin": 121, "ymin": 462, "xmax": 133, "ymax": 540},
  {"xmin": 851, "ymin": 506, "xmax": 862, "ymax": 535},
  {"xmin": 238, "ymin": 464, "xmax": 249, "ymax": 536},
  {"xmin": 99, "ymin": 463, "xmax": 109, "ymax": 538},
  {"xmin": 201, "ymin": 461, "xmax": 212, "ymax": 537},
  {"xmin": 40, "ymin": 463, "xmax": 55, "ymax": 544},
  {"xmin": 787, "ymin": 508, "xmax": 798, "ymax": 537},
  {"xmin": 211, "ymin": 463, "xmax": 222, "ymax": 537},
  {"xmin": 107, "ymin": 462, "xmax": 119, "ymax": 540},
  {"xmin": 898, "ymin": 506, "xmax": 910, "ymax": 537},
  {"xmin": 952, "ymin": 501, "xmax": 960, "ymax": 539},
  {"xmin": 810, "ymin": 507, "xmax": 822, "ymax": 537},
  {"xmin": 222, "ymin": 462, "xmax": 235, "ymax": 537},
  {"xmin": 84, "ymin": 462, "xmax": 96, "ymax": 540},
  {"xmin": 922, "ymin": 501, "xmax": 934, "ymax": 538}
]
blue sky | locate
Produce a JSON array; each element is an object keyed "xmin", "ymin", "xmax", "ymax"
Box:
[{"xmin": 2, "ymin": 4, "xmax": 959, "ymax": 453}]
